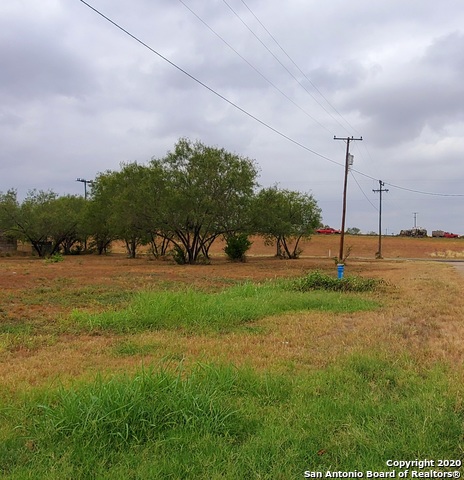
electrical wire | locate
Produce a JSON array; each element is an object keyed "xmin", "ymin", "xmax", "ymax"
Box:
[
  {"xmin": 78, "ymin": 1, "xmax": 464, "ymax": 199},
  {"xmin": 177, "ymin": 0, "xmax": 333, "ymax": 134},
  {"xmin": 236, "ymin": 0, "xmax": 384, "ymax": 176},
  {"xmin": 238, "ymin": 0, "xmax": 360, "ymax": 137},
  {"xmin": 383, "ymin": 181, "xmax": 464, "ymax": 197},
  {"xmin": 350, "ymin": 171, "xmax": 378, "ymax": 211},
  {"xmin": 78, "ymin": 0, "xmax": 343, "ymax": 168},
  {"xmin": 225, "ymin": 0, "xmax": 378, "ymax": 172},
  {"xmin": 220, "ymin": 0, "xmax": 350, "ymax": 135}
]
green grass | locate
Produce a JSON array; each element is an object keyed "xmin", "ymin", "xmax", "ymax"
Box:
[
  {"xmin": 71, "ymin": 280, "xmax": 379, "ymax": 333},
  {"xmin": 0, "ymin": 323, "xmax": 58, "ymax": 354},
  {"xmin": 1, "ymin": 356, "xmax": 462, "ymax": 479},
  {"xmin": 22, "ymin": 284, "xmax": 133, "ymax": 309},
  {"xmin": 111, "ymin": 339, "xmax": 163, "ymax": 357}
]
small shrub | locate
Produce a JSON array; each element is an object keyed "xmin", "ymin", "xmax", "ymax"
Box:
[
  {"xmin": 293, "ymin": 270, "xmax": 383, "ymax": 292},
  {"xmin": 170, "ymin": 245, "xmax": 187, "ymax": 265},
  {"xmin": 224, "ymin": 234, "xmax": 252, "ymax": 262},
  {"xmin": 44, "ymin": 253, "xmax": 64, "ymax": 264}
]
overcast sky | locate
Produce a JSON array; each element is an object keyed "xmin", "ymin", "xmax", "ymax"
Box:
[{"xmin": 2, "ymin": 0, "xmax": 464, "ymax": 235}]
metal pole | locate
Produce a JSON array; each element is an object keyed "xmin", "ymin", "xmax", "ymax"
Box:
[
  {"xmin": 76, "ymin": 178, "xmax": 93, "ymax": 252},
  {"xmin": 76, "ymin": 178, "xmax": 93, "ymax": 200}
]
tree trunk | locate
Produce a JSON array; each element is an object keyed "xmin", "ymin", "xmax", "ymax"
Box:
[{"xmin": 125, "ymin": 237, "xmax": 137, "ymax": 258}]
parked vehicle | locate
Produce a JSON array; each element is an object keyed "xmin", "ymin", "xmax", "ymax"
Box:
[
  {"xmin": 399, "ymin": 228, "xmax": 427, "ymax": 237},
  {"xmin": 316, "ymin": 227, "xmax": 341, "ymax": 234},
  {"xmin": 432, "ymin": 230, "xmax": 459, "ymax": 238}
]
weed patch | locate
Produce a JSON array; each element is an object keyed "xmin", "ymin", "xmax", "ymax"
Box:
[
  {"xmin": 1, "ymin": 357, "xmax": 462, "ymax": 478},
  {"xmin": 293, "ymin": 270, "xmax": 385, "ymax": 292},
  {"xmin": 44, "ymin": 253, "xmax": 64, "ymax": 264},
  {"xmin": 71, "ymin": 281, "xmax": 378, "ymax": 333}
]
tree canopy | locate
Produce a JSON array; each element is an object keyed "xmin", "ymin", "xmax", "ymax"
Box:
[
  {"xmin": 252, "ymin": 186, "xmax": 322, "ymax": 259},
  {"xmin": 150, "ymin": 138, "xmax": 258, "ymax": 263},
  {"xmin": 0, "ymin": 189, "xmax": 86, "ymax": 256},
  {"xmin": 0, "ymin": 139, "xmax": 323, "ymax": 263}
]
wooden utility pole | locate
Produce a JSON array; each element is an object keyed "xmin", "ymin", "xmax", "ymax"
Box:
[
  {"xmin": 373, "ymin": 180, "xmax": 388, "ymax": 258},
  {"xmin": 333, "ymin": 136, "xmax": 362, "ymax": 263}
]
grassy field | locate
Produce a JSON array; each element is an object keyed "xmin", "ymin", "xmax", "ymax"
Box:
[{"xmin": 1, "ymin": 235, "xmax": 464, "ymax": 478}]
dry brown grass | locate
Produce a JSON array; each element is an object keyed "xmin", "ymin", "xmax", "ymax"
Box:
[{"xmin": 1, "ymin": 235, "xmax": 464, "ymax": 396}]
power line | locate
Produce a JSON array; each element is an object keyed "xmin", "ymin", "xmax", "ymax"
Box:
[
  {"xmin": 350, "ymin": 172, "xmax": 378, "ymax": 211},
  {"xmin": 348, "ymin": 167, "xmax": 464, "ymax": 197},
  {"xmin": 236, "ymin": 1, "xmax": 464, "ymax": 198},
  {"xmin": 177, "ymin": 0, "xmax": 333, "ymax": 133},
  {"xmin": 383, "ymin": 181, "xmax": 464, "ymax": 197},
  {"xmin": 77, "ymin": 1, "xmax": 464, "ymax": 200},
  {"xmin": 220, "ymin": 0, "xmax": 350, "ymax": 134},
  {"xmin": 238, "ymin": 0, "xmax": 382, "ymax": 179},
  {"xmin": 238, "ymin": 0, "xmax": 359, "ymax": 137},
  {"xmin": 78, "ymin": 0, "xmax": 342, "ymax": 168}
]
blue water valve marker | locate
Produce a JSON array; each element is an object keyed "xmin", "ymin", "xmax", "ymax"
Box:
[{"xmin": 337, "ymin": 264, "xmax": 345, "ymax": 279}]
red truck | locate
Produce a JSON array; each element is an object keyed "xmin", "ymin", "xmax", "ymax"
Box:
[
  {"xmin": 432, "ymin": 230, "xmax": 459, "ymax": 238},
  {"xmin": 316, "ymin": 227, "xmax": 341, "ymax": 234}
]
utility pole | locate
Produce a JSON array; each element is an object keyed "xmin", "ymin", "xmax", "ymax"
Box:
[
  {"xmin": 76, "ymin": 178, "xmax": 94, "ymax": 252},
  {"xmin": 76, "ymin": 178, "xmax": 93, "ymax": 200},
  {"xmin": 413, "ymin": 212, "xmax": 418, "ymax": 229},
  {"xmin": 373, "ymin": 180, "xmax": 388, "ymax": 259},
  {"xmin": 334, "ymin": 136, "xmax": 362, "ymax": 264}
]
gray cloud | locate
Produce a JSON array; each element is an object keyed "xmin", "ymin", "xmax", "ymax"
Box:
[
  {"xmin": 340, "ymin": 31, "xmax": 464, "ymax": 148},
  {"xmin": 0, "ymin": 0, "xmax": 463, "ymax": 235},
  {"xmin": 0, "ymin": 21, "xmax": 95, "ymax": 104}
]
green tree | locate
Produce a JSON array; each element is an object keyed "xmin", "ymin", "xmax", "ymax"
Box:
[
  {"xmin": 0, "ymin": 190, "xmax": 85, "ymax": 256},
  {"xmin": 252, "ymin": 186, "xmax": 321, "ymax": 259},
  {"xmin": 107, "ymin": 164, "xmax": 150, "ymax": 258},
  {"xmin": 151, "ymin": 138, "xmax": 258, "ymax": 264},
  {"xmin": 0, "ymin": 189, "xmax": 20, "ymax": 237},
  {"xmin": 88, "ymin": 162, "xmax": 170, "ymax": 258},
  {"xmin": 83, "ymin": 185, "xmax": 114, "ymax": 255},
  {"xmin": 48, "ymin": 195, "xmax": 87, "ymax": 254}
]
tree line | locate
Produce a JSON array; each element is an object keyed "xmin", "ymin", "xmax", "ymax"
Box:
[{"xmin": 0, "ymin": 139, "xmax": 322, "ymax": 263}]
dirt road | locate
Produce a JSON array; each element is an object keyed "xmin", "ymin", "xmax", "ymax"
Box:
[{"xmin": 449, "ymin": 262, "xmax": 464, "ymax": 275}]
